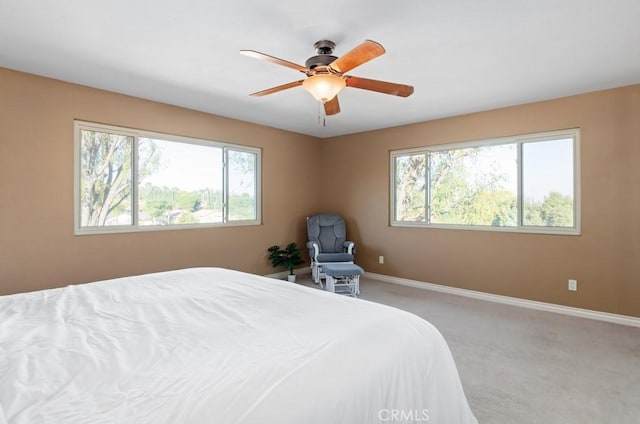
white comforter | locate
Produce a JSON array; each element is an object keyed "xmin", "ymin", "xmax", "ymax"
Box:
[{"xmin": 0, "ymin": 267, "xmax": 477, "ymax": 424}]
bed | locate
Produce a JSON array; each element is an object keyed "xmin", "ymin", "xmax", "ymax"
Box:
[{"xmin": 0, "ymin": 267, "xmax": 477, "ymax": 424}]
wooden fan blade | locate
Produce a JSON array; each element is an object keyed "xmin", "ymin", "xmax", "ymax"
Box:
[
  {"xmin": 345, "ymin": 76, "xmax": 414, "ymax": 97},
  {"xmin": 240, "ymin": 50, "xmax": 308, "ymax": 73},
  {"xmin": 324, "ymin": 96, "xmax": 341, "ymax": 116},
  {"xmin": 329, "ymin": 40, "xmax": 386, "ymax": 73},
  {"xmin": 249, "ymin": 80, "xmax": 304, "ymax": 97}
]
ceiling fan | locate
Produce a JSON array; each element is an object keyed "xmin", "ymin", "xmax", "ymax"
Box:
[{"xmin": 240, "ymin": 40, "xmax": 414, "ymax": 116}]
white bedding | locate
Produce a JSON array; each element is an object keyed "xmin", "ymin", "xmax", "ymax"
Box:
[{"xmin": 0, "ymin": 267, "xmax": 477, "ymax": 424}]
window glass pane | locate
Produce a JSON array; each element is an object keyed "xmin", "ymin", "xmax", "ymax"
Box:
[
  {"xmin": 429, "ymin": 144, "xmax": 517, "ymax": 226},
  {"xmin": 138, "ymin": 139, "xmax": 223, "ymax": 225},
  {"xmin": 79, "ymin": 129, "xmax": 133, "ymax": 227},
  {"xmin": 394, "ymin": 154, "xmax": 426, "ymax": 222},
  {"xmin": 227, "ymin": 150, "xmax": 257, "ymax": 221},
  {"xmin": 522, "ymin": 138, "xmax": 574, "ymax": 227}
]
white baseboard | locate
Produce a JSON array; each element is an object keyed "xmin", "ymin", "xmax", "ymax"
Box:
[
  {"xmin": 265, "ymin": 267, "xmax": 311, "ymax": 280},
  {"xmin": 365, "ymin": 272, "xmax": 640, "ymax": 328}
]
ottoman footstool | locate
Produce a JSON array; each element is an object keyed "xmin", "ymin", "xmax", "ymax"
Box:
[{"xmin": 322, "ymin": 263, "xmax": 364, "ymax": 297}]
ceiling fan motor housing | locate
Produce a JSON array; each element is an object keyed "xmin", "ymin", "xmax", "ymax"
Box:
[
  {"xmin": 305, "ymin": 55, "xmax": 338, "ymax": 69},
  {"xmin": 305, "ymin": 40, "xmax": 338, "ymax": 70}
]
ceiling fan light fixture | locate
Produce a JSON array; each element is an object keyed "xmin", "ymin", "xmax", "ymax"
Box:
[{"xmin": 302, "ymin": 74, "xmax": 346, "ymax": 104}]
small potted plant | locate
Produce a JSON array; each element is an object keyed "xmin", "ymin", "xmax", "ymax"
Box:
[{"xmin": 268, "ymin": 242, "xmax": 304, "ymax": 282}]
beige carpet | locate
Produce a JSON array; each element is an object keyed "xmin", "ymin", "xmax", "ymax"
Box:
[{"xmin": 298, "ymin": 274, "xmax": 640, "ymax": 424}]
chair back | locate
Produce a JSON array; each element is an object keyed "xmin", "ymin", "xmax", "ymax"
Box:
[{"xmin": 307, "ymin": 213, "xmax": 346, "ymax": 253}]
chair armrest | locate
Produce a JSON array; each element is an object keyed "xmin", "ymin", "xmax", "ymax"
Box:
[
  {"xmin": 307, "ymin": 241, "xmax": 320, "ymax": 261},
  {"xmin": 343, "ymin": 241, "xmax": 356, "ymax": 255}
]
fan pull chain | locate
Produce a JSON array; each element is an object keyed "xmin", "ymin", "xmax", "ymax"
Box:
[{"xmin": 317, "ymin": 102, "xmax": 326, "ymax": 127}]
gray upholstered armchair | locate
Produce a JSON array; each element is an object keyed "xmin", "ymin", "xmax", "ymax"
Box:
[{"xmin": 306, "ymin": 213, "xmax": 356, "ymax": 284}]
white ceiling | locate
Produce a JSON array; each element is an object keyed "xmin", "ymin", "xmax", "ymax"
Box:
[{"xmin": 1, "ymin": 1, "xmax": 639, "ymax": 138}]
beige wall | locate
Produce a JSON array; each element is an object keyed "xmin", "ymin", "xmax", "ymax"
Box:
[
  {"xmin": 0, "ymin": 68, "xmax": 322, "ymax": 295},
  {"xmin": 321, "ymin": 85, "xmax": 640, "ymax": 317},
  {"xmin": 2, "ymin": 67, "xmax": 639, "ymax": 318}
]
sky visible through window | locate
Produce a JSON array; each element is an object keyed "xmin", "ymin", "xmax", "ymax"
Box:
[
  {"xmin": 140, "ymin": 140, "xmax": 256, "ymax": 195},
  {"xmin": 141, "ymin": 140, "xmax": 222, "ymax": 191},
  {"xmin": 523, "ymin": 138, "xmax": 574, "ymax": 201},
  {"xmin": 468, "ymin": 138, "xmax": 574, "ymax": 202}
]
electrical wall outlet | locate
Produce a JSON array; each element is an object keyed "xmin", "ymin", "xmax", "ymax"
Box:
[
  {"xmin": 568, "ymin": 279, "xmax": 578, "ymax": 291},
  {"xmin": 379, "ymin": 255, "xmax": 384, "ymax": 264}
]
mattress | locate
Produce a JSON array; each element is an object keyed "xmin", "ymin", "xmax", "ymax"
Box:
[{"xmin": 0, "ymin": 267, "xmax": 477, "ymax": 424}]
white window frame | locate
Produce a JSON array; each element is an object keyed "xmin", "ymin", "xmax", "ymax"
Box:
[
  {"xmin": 74, "ymin": 120, "xmax": 262, "ymax": 235},
  {"xmin": 390, "ymin": 128, "xmax": 581, "ymax": 235}
]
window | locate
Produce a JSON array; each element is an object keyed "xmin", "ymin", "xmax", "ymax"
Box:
[
  {"xmin": 391, "ymin": 129, "xmax": 580, "ymax": 234},
  {"xmin": 74, "ymin": 121, "xmax": 261, "ymax": 234}
]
